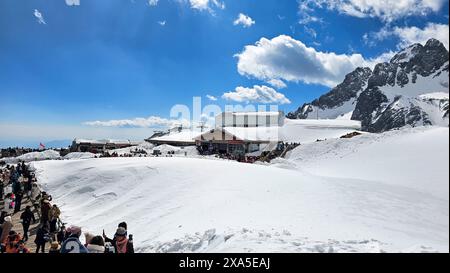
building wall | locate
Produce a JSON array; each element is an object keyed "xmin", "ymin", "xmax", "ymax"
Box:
[
  {"xmin": 196, "ymin": 129, "xmax": 237, "ymax": 142},
  {"xmin": 215, "ymin": 112, "xmax": 284, "ymax": 128}
]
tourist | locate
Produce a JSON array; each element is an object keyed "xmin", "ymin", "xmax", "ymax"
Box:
[
  {"xmin": 16, "ymin": 240, "xmax": 31, "ymax": 253},
  {"xmin": 48, "ymin": 241, "xmax": 61, "ymax": 254},
  {"xmin": 30, "ymin": 182, "xmax": 41, "ymax": 202},
  {"xmin": 103, "ymin": 227, "xmax": 134, "ymax": 254},
  {"xmin": 0, "ymin": 216, "xmax": 13, "ymax": 244},
  {"xmin": 60, "ymin": 225, "xmax": 89, "ymax": 253},
  {"xmin": 84, "ymin": 232, "xmax": 95, "ymax": 247},
  {"xmin": 49, "ymin": 204, "xmax": 61, "ymax": 233},
  {"xmin": 4, "ymin": 231, "xmax": 21, "ymax": 253},
  {"xmin": 0, "ymin": 211, "xmax": 7, "ymax": 225},
  {"xmin": 57, "ymin": 225, "xmax": 68, "ymax": 244},
  {"xmin": 35, "ymin": 224, "xmax": 50, "ymax": 253},
  {"xmin": 3, "ymin": 193, "xmax": 14, "ymax": 215},
  {"xmin": 20, "ymin": 205, "xmax": 36, "ymax": 241},
  {"xmin": 40, "ymin": 199, "xmax": 51, "ymax": 225},
  {"xmin": 0, "ymin": 211, "xmax": 5, "ymax": 239},
  {"xmin": 87, "ymin": 235, "xmax": 106, "ymax": 253},
  {"xmin": 14, "ymin": 190, "xmax": 24, "ymax": 213},
  {"xmin": 0, "ymin": 170, "xmax": 4, "ymax": 200}
]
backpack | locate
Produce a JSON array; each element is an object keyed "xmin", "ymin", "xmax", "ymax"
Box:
[{"xmin": 43, "ymin": 234, "xmax": 51, "ymax": 242}]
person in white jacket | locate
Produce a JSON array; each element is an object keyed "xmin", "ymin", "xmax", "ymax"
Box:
[
  {"xmin": 3, "ymin": 194, "xmax": 14, "ymax": 215},
  {"xmin": 86, "ymin": 235, "xmax": 106, "ymax": 253},
  {"xmin": 30, "ymin": 182, "xmax": 42, "ymax": 202}
]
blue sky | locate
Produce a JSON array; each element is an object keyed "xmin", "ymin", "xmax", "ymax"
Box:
[{"xmin": 0, "ymin": 0, "xmax": 448, "ymax": 147}]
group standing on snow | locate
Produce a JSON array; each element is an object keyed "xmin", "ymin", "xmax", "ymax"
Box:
[{"xmin": 1, "ymin": 162, "xmax": 134, "ymax": 254}]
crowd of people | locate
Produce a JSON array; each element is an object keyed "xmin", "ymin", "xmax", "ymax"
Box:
[{"xmin": 0, "ymin": 162, "xmax": 134, "ymax": 254}]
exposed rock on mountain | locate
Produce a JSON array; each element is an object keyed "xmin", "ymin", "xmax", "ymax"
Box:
[{"xmin": 288, "ymin": 39, "xmax": 449, "ymax": 132}]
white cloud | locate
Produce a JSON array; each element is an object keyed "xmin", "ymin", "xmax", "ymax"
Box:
[
  {"xmin": 365, "ymin": 23, "xmax": 449, "ymax": 50},
  {"xmin": 148, "ymin": 0, "xmax": 159, "ymax": 6},
  {"xmin": 186, "ymin": 0, "xmax": 225, "ymax": 13},
  {"xmin": 34, "ymin": 9, "xmax": 46, "ymax": 24},
  {"xmin": 158, "ymin": 20, "xmax": 166, "ymax": 26},
  {"xmin": 267, "ymin": 79, "xmax": 287, "ymax": 89},
  {"xmin": 363, "ymin": 51, "xmax": 397, "ymax": 68},
  {"xmin": 222, "ymin": 85, "xmax": 291, "ymax": 105},
  {"xmin": 65, "ymin": 0, "xmax": 80, "ymax": 6},
  {"xmin": 393, "ymin": 23, "xmax": 449, "ymax": 50},
  {"xmin": 235, "ymin": 35, "xmax": 370, "ymax": 88},
  {"xmin": 233, "ymin": 13, "xmax": 255, "ymax": 28},
  {"xmin": 84, "ymin": 116, "xmax": 190, "ymax": 128},
  {"xmin": 300, "ymin": 0, "xmax": 446, "ymax": 22},
  {"xmin": 206, "ymin": 95, "xmax": 218, "ymax": 101}
]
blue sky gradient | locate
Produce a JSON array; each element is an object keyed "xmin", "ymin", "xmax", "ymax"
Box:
[{"xmin": 0, "ymin": 0, "xmax": 448, "ymax": 146}]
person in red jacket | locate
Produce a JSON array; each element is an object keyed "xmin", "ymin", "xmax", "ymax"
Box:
[
  {"xmin": 4, "ymin": 231, "xmax": 21, "ymax": 253},
  {"xmin": 16, "ymin": 240, "xmax": 31, "ymax": 253}
]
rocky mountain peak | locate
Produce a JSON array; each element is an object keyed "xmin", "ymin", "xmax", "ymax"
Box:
[
  {"xmin": 288, "ymin": 38, "xmax": 449, "ymax": 132},
  {"xmin": 390, "ymin": 43, "xmax": 422, "ymax": 64}
]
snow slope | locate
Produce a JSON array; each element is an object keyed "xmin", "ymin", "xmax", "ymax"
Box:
[
  {"xmin": 283, "ymin": 126, "xmax": 449, "ymax": 200},
  {"xmin": 3, "ymin": 150, "xmax": 61, "ymax": 163},
  {"xmin": 280, "ymin": 119, "xmax": 361, "ymax": 143},
  {"xmin": 64, "ymin": 152, "xmax": 96, "ymax": 160},
  {"xmin": 32, "ymin": 128, "xmax": 449, "ymax": 253}
]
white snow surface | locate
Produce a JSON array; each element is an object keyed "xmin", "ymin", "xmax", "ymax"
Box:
[
  {"xmin": 63, "ymin": 152, "xmax": 96, "ymax": 160},
  {"xmin": 3, "ymin": 149, "xmax": 61, "ymax": 163},
  {"xmin": 420, "ymin": 92, "xmax": 449, "ymax": 100},
  {"xmin": 110, "ymin": 141, "xmax": 154, "ymax": 156},
  {"xmin": 283, "ymin": 126, "xmax": 449, "ymax": 200},
  {"xmin": 280, "ymin": 119, "xmax": 361, "ymax": 143},
  {"xmin": 151, "ymin": 130, "xmax": 204, "ymax": 144},
  {"xmin": 380, "ymin": 66, "xmax": 449, "ymax": 101},
  {"xmin": 31, "ymin": 126, "xmax": 449, "ymax": 253}
]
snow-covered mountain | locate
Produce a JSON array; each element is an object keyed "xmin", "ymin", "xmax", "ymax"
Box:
[{"xmin": 287, "ymin": 39, "xmax": 449, "ymax": 132}]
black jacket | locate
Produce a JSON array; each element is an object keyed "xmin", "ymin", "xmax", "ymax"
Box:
[
  {"xmin": 34, "ymin": 228, "xmax": 49, "ymax": 245},
  {"xmin": 20, "ymin": 210, "xmax": 36, "ymax": 225}
]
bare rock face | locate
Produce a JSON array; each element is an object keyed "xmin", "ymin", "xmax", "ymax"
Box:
[
  {"xmin": 288, "ymin": 38, "xmax": 449, "ymax": 133},
  {"xmin": 287, "ymin": 67, "xmax": 372, "ymax": 119}
]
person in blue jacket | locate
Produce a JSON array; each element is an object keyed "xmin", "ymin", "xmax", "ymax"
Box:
[{"xmin": 60, "ymin": 225, "xmax": 89, "ymax": 253}]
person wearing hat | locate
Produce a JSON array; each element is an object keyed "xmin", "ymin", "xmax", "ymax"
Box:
[
  {"xmin": 30, "ymin": 182, "xmax": 41, "ymax": 203},
  {"xmin": 60, "ymin": 225, "xmax": 88, "ymax": 253},
  {"xmin": 20, "ymin": 205, "xmax": 36, "ymax": 241},
  {"xmin": 48, "ymin": 241, "xmax": 61, "ymax": 254},
  {"xmin": 84, "ymin": 232, "xmax": 95, "ymax": 247},
  {"xmin": 102, "ymin": 221, "xmax": 128, "ymax": 242},
  {"xmin": 40, "ymin": 199, "xmax": 51, "ymax": 225},
  {"xmin": 48, "ymin": 204, "xmax": 61, "ymax": 233},
  {"xmin": 0, "ymin": 216, "xmax": 13, "ymax": 244},
  {"xmin": 109, "ymin": 227, "xmax": 134, "ymax": 254}
]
